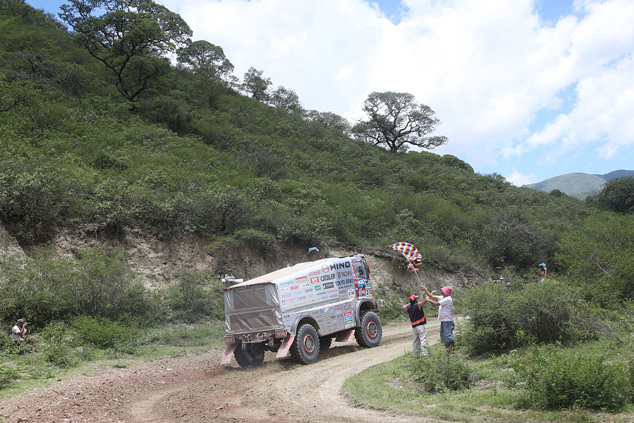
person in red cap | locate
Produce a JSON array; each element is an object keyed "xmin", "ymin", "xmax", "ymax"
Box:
[
  {"xmin": 422, "ymin": 285, "xmax": 454, "ymax": 352},
  {"xmin": 401, "ymin": 294, "xmax": 429, "ymax": 355}
]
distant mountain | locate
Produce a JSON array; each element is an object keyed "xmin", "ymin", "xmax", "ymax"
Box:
[{"xmin": 524, "ymin": 170, "xmax": 634, "ymax": 199}]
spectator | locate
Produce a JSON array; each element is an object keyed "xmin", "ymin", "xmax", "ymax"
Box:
[
  {"xmin": 401, "ymin": 294, "xmax": 429, "ymax": 355},
  {"xmin": 422, "ymin": 285, "xmax": 455, "ymax": 352},
  {"xmin": 538, "ymin": 263, "xmax": 547, "ymax": 283},
  {"xmin": 12, "ymin": 319, "xmax": 33, "ymax": 344}
]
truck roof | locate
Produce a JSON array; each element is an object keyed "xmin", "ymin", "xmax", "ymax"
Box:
[{"xmin": 226, "ymin": 255, "xmax": 364, "ymax": 289}]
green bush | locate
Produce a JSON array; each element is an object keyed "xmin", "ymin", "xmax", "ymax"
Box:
[
  {"xmin": 409, "ymin": 349, "xmax": 476, "ymax": 393},
  {"xmin": 462, "ymin": 280, "xmax": 600, "ymax": 355},
  {"xmin": 0, "ymin": 332, "xmax": 20, "ymax": 358},
  {"xmin": 0, "ymin": 247, "xmax": 162, "ymax": 326},
  {"xmin": 166, "ymin": 269, "xmax": 224, "ymax": 323},
  {"xmin": 511, "ymin": 345, "xmax": 634, "ymax": 411},
  {"xmin": 71, "ymin": 316, "xmax": 135, "ymax": 351}
]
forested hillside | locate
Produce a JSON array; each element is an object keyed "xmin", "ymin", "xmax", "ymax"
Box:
[{"xmin": 2, "ymin": 0, "xmax": 634, "ymax": 325}]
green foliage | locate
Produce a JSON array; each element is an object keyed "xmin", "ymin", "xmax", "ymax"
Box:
[
  {"xmin": 71, "ymin": 316, "xmax": 135, "ymax": 352},
  {"xmin": 596, "ymin": 176, "xmax": 634, "ymax": 214},
  {"xmin": 556, "ymin": 212, "xmax": 634, "ymax": 302},
  {"xmin": 409, "ymin": 349, "xmax": 477, "ymax": 393},
  {"xmin": 0, "ymin": 247, "xmax": 161, "ymax": 326},
  {"xmin": 0, "ymin": 363, "xmax": 19, "ymax": 389},
  {"xmin": 59, "ymin": 0, "xmax": 192, "ymax": 101},
  {"xmin": 167, "ymin": 269, "xmax": 224, "ymax": 323},
  {"xmin": 510, "ymin": 345, "xmax": 634, "ymax": 411},
  {"xmin": 462, "ymin": 280, "xmax": 600, "ymax": 355}
]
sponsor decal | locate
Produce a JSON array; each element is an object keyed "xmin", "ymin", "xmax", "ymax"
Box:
[
  {"xmin": 336, "ymin": 278, "xmax": 353, "ymax": 286},
  {"xmin": 309, "ymin": 270, "xmax": 321, "ymax": 277},
  {"xmin": 291, "ymin": 285, "xmax": 299, "ymax": 290},
  {"xmin": 295, "ymin": 276, "xmax": 308, "ymax": 284},
  {"xmin": 322, "ymin": 264, "xmax": 330, "ymax": 274},
  {"xmin": 344, "ymin": 311, "xmax": 353, "ymax": 317},
  {"xmin": 337, "ymin": 270, "xmax": 353, "ymax": 278},
  {"xmin": 323, "ymin": 282, "xmax": 335, "ymax": 289},
  {"xmin": 320, "ymin": 273, "xmax": 335, "ymax": 282},
  {"xmin": 280, "ymin": 287, "xmax": 290, "ymax": 292},
  {"xmin": 324, "ymin": 317, "xmax": 330, "ymax": 321},
  {"xmin": 329, "ymin": 293, "xmax": 338, "ymax": 298},
  {"xmin": 310, "ymin": 277, "xmax": 320, "ymax": 284},
  {"xmin": 330, "ymin": 261, "xmax": 352, "ymax": 271},
  {"xmin": 315, "ymin": 285, "xmax": 322, "ymax": 291},
  {"xmin": 298, "ymin": 296, "xmax": 307, "ymax": 300},
  {"xmin": 356, "ymin": 278, "xmax": 366, "ymax": 286},
  {"xmin": 321, "ymin": 295, "xmax": 330, "ymax": 300},
  {"xmin": 347, "ymin": 289, "xmax": 355, "ymax": 298}
]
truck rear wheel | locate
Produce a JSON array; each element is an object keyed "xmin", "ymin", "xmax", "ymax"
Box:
[
  {"xmin": 355, "ymin": 311, "xmax": 382, "ymax": 348},
  {"xmin": 291, "ymin": 324, "xmax": 320, "ymax": 364},
  {"xmin": 234, "ymin": 341, "xmax": 265, "ymax": 367}
]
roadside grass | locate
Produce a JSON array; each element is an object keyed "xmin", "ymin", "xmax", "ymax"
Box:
[
  {"xmin": 343, "ymin": 337, "xmax": 634, "ymax": 423},
  {"xmin": 0, "ymin": 322, "xmax": 225, "ymax": 399}
]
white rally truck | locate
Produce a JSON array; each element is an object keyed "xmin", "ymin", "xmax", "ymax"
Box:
[{"xmin": 221, "ymin": 254, "xmax": 382, "ymax": 367}]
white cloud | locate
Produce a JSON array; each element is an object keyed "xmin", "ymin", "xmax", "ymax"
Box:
[
  {"xmin": 507, "ymin": 170, "xmax": 538, "ymax": 187},
  {"xmin": 159, "ymin": 0, "xmax": 634, "ymax": 179}
]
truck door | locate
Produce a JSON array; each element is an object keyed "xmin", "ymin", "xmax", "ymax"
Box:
[{"xmin": 352, "ymin": 257, "xmax": 371, "ymax": 299}]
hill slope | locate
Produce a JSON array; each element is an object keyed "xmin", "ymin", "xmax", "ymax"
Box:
[{"xmin": 524, "ymin": 170, "xmax": 634, "ymax": 198}]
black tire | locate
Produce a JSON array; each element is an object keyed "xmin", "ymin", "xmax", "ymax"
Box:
[
  {"xmin": 233, "ymin": 341, "xmax": 265, "ymax": 368},
  {"xmin": 319, "ymin": 336, "xmax": 333, "ymax": 351},
  {"xmin": 355, "ymin": 311, "xmax": 382, "ymax": 348},
  {"xmin": 290, "ymin": 324, "xmax": 320, "ymax": 364}
]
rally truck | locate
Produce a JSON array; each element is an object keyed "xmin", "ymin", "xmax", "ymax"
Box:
[{"xmin": 221, "ymin": 254, "xmax": 382, "ymax": 367}]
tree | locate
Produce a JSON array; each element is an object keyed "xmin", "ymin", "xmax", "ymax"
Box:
[
  {"xmin": 596, "ymin": 176, "xmax": 634, "ymax": 214},
  {"xmin": 268, "ymin": 86, "xmax": 303, "ymax": 115},
  {"xmin": 352, "ymin": 91, "xmax": 448, "ymax": 153},
  {"xmin": 176, "ymin": 40, "xmax": 234, "ymax": 82},
  {"xmin": 242, "ymin": 67, "xmax": 271, "ymax": 102},
  {"xmin": 60, "ymin": 0, "xmax": 192, "ymax": 101}
]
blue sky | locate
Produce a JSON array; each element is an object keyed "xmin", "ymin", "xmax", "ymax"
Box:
[{"xmin": 27, "ymin": 0, "xmax": 634, "ymax": 186}]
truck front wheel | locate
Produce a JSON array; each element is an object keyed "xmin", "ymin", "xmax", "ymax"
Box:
[
  {"xmin": 291, "ymin": 324, "xmax": 320, "ymax": 364},
  {"xmin": 355, "ymin": 311, "xmax": 382, "ymax": 348},
  {"xmin": 234, "ymin": 341, "xmax": 266, "ymax": 367}
]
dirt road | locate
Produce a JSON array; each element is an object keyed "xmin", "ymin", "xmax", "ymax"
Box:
[{"xmin": 0, "ymin": 321, "xmax": 441, "ymax": 423}]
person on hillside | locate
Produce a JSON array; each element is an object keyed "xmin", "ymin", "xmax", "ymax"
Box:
[
  {"xmin": 223, "ymin": 269, "xmax": 236, "ymax": 283},
  {"xmin": 538, "ymin": 263, "xmax": 547, "ymax": 283},
  {"xmin": 422, "ymin": 285, "xmax": 455, "ymax": 352},
  {"xmin": 12, "ymin": 319, "xmax": 33, "ymax": 345},
  {"xmin": 401, "ymin": 294, "xmax": 429, "ymax": 355}
]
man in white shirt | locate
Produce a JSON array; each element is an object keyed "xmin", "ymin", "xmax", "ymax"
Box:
[
  {"xmin": 12, "ymin": 319, "xmax": 33, "ymax": 344},
  {"xmin": 422, "ymin": 286, "xmax": 454, "ymax": 352}
]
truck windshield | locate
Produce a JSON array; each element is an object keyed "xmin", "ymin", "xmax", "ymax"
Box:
[{"xmin": 354, "ymin": 259, "xmax": 368, "ymax": 278}]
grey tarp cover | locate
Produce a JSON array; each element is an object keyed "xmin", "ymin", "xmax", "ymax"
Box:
[{"xmin": 224, "ymin": 283, "xmax": 283, "ymax": 334}]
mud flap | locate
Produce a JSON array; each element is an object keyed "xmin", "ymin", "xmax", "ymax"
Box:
[
  {"xmin": 221, "ymin": 342, "xmax": 238, "ymax": 365},
  {"xmin": 275, "ymin": 335, "xmax": 295, "ymax": 359},
  {"xmin": 335, "ymin": 329, "xmax": 355, "ymax": 343}
]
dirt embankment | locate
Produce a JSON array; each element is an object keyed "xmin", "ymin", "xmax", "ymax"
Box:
[{"xmin": 0, "ymin": 321, "xmax": 442, "ymax": 423}]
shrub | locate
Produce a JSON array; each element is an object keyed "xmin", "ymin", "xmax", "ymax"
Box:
[
  {"xmin": 511, "ymin": 345, "xmax": 634, "ymax": 411},
  {"xmin": 0, "ymin": 332, "xmax": 20, "ymax": 358},
  {"xmin": 167, "ymin": 269, "xmax": 223, "ymax": 322},
  {"xmin": 409, "ymin": 349, "xmax": 476, "ymax": 393},
  {"xmin": 71, "ymin": 316, "xmax": 135, "ymax": 351},
  {"xmin": 462, "ymin": 280, "xmax": 600, "ymax": 355}
]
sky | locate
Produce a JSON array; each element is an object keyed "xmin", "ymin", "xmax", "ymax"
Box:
[{"xmin": 27, "ymin": 0, "xmax": 634, "ymax": 186}]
